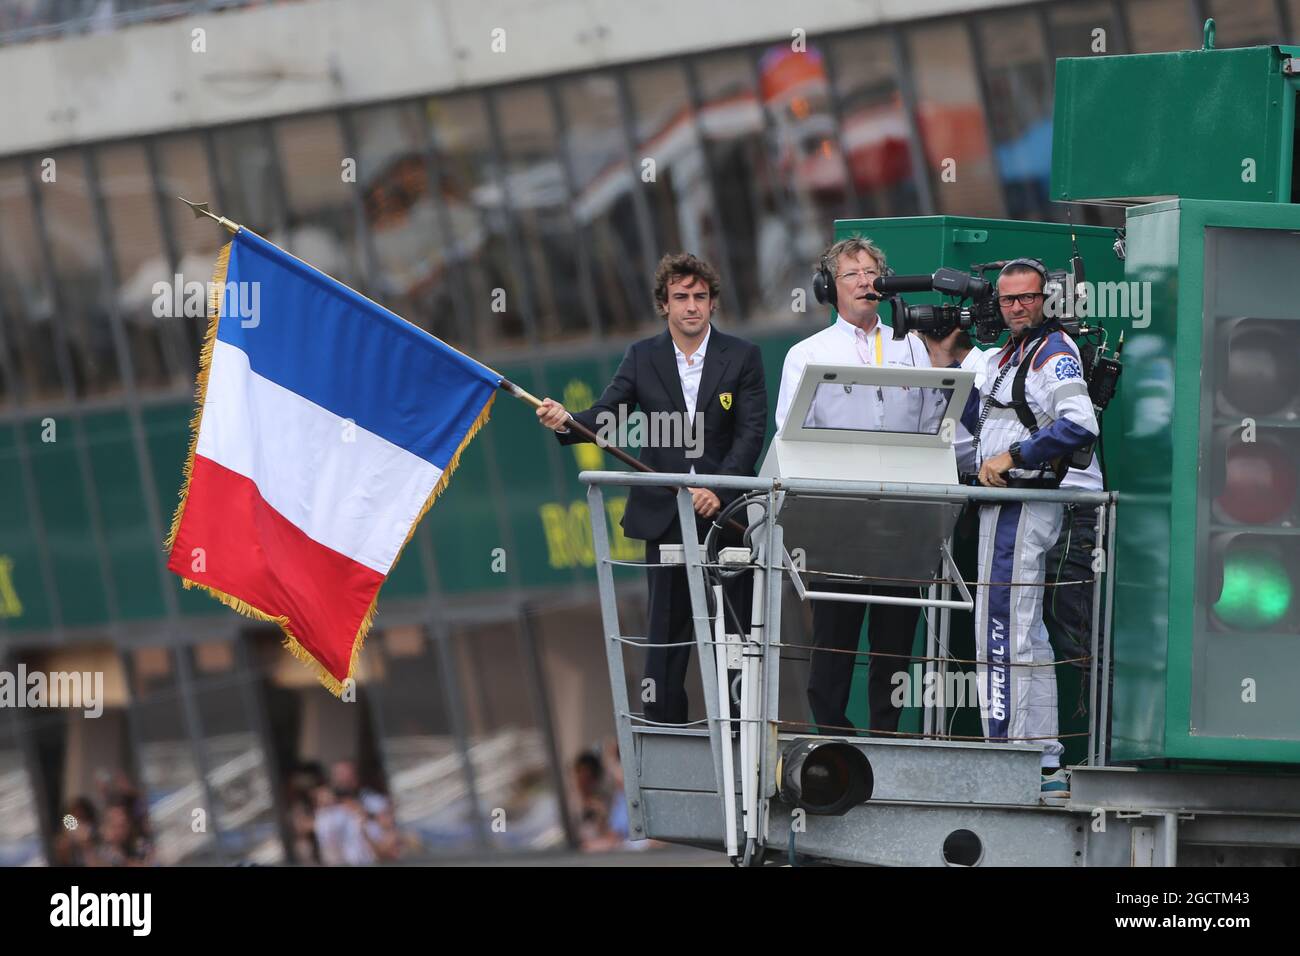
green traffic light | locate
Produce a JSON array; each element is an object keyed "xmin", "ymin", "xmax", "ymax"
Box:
[{"xmin": 1213, "ymin": 550, "xmax": 1293, "ymax": 630}]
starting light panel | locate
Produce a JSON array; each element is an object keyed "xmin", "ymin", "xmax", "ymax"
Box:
[{"xmin": 1113, "ymin": 202, "xmax": 1300, "ymax": 764}]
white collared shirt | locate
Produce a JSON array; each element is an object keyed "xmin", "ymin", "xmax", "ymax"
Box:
[
  {"xmin": 775, "ymin": 316, "xmax": 940, "ymax": 434},
  {"xmin": 673, "ymin": 325, "xmax": 711, "ymax": 477},
  {"xmin": 673, "ymin": 325, "xmax": 711, "ymax": 421}
]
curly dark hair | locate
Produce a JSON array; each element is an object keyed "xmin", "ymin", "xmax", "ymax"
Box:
[{"xmin": 653, "ymin": 252, "xmax": 721, "ymax": 313}]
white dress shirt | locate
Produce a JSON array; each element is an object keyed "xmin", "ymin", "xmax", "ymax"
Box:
[
  {"xmin": 673, "ymin": 325, "xmax": 710, "ymax": 421},
  {"xmin": 673, "ymin": 326, "xmax": 710, "ymax": 476},
  {"xmin": 775, "ymin": 316, "xmax": 940, "ymax": 434}
]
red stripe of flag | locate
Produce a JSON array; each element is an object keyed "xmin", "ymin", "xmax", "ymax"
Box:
[{"xmin": 167, "ymin": 456, "xmax": 385, "ymax": 680}]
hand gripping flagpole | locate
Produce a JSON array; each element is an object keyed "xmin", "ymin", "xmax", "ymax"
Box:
[
  {"xmin": 494, "ymin": 378, "xmax": 652, "ymax": 474},
  {"xmin": 496, "ymin": 377, "xmax": 748, "ymax": 536}
]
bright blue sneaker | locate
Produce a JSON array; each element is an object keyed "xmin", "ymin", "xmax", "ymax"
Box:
[{"xmin": 1040, "ymin": 768, "xmax": 1070, "ymax": 804}]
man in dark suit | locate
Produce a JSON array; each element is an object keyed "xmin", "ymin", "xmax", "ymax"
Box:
[{"xmin": 536, "ymin": 253, "xmax": 768, "ymax": 725}]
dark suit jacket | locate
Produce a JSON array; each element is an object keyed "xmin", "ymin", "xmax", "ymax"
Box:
[{"xmin": 557, "ymin": 327, "xmax": 768, "ymax": 541}]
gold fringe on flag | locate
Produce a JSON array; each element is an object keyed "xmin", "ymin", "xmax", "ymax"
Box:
[
  {"xmin": 163, "ymin": 238, "xmax": 495, "ymax": 697},
  {"xmin": 163, "ymin": 239, "xmax": 229, "ymax": 556}
]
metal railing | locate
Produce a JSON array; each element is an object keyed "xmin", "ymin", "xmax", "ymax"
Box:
[{"xmin": 581, "ymin": 469, "xmax": 1118, "ymax": 858}]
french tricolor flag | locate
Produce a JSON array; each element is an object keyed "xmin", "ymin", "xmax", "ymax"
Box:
[{"xmin": 166, "ymin": 230, "xmax": 499, "ymax": 694}]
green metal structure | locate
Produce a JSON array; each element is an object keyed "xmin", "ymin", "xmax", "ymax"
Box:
[
  {"xmin": 1052, "ymin": 44, "xmax": 1300, "ymax": 205},
  {"xmin": 1056, "ymin": 37, "xmax": 1300, "ymax": 766},
  {"xmin": 1113, "ymin": 198, "xmax": 1300, "ymax": 764},
  {"xmin": 831, "ymin": 216, "xmax": 1122, "ymax": 289}
]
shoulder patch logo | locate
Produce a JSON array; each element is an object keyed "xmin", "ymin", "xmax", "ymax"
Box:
[
  {"xmin": 719, "ymin": 392, "xmax": 733, "ymax": 410},
  {"xmin": 1055, "ymin": 356, "xmax": 1083, "ymax": 381}
]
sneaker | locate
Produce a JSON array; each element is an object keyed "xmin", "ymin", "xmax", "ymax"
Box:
[{"xmin": 1040, "ymin": 768, "xmax": 1070, "ymax": 804}]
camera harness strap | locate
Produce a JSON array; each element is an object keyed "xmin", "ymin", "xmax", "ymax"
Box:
[{"xmin": 973, "ymin": 334, "xmax": 1069, "ymax": 486}]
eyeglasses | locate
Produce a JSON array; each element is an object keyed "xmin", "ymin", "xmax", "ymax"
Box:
[
  {"xmin": 998, "ymin": 293, "xmax": 1044, "ymax": 307},
  {"xmin": 837, "ymin": 269, "xmax": 881, "ymax": 282}
]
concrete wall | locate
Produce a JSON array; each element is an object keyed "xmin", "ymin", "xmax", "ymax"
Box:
[{"xmin": 1, "ymin": 0, "xmax": 1027, "ymax": 155}]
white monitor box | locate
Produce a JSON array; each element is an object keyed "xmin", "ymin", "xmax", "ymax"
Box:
[
  {"xmin": 756, "ymin": 363, "xmax": 976, "ymax": 583},
  {"xmin": 760, "ymin": 364, "xmax": 975, "ymax": 485}
]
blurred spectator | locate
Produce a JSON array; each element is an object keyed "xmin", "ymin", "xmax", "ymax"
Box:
[
  {"xmin": 329, "ymin": 760, "xmax": 387, "ymax": 808},
  {"xmin": 285, "ymin": 762, "xmax": 325, "ymax": 864},
  {"xmin": 289, "ymin": 795, "xmax": 320, "ymax": 865},
  {"xmin": 572, "ymin": 748, "xmax": 622, "ymax": 852},
  {"xmin": 96, "ymin": 768, "xmax": 150, "ymax": 836},
  {"xmin": 569, "ymin": 740, "xmax": 646, "ymax": 853},
  {"xmin": 312, "ymin": 782, "xmax": 356, "ymax": 865},
  {"xmin": 53, "ymin": 796, "xmax": 100, "ymax": 866},
  {"xmin": 499, "ymin": 766, "xmax": 563, "ymax": 848},
  {"xmin": 317, "ymin": 788, "xmax": 376, "ymax": 865},
  {"xmin": 363, "ymin": 800, "xmax": 419, "ymax": 861},
  {"xmin": 313, "ymin": 759, "xmax": 404, "ymax": 865},
  {"xmin": 52, "ymin": 779, "xmax": 156, "ymax": 867},
  {"xmin": 97, "ymin": 800, "xmax": 155, "ymax": 867},
  {"xmin": 601, "ymin": 737, "xmax": 632, "ymax": 845}
]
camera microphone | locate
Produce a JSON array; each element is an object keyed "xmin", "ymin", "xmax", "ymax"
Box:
[{"xmin": 873, "ymin": 274, "xmax": 935, "ymax": 295}]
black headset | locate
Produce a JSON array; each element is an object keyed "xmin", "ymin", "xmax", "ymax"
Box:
[
  {"xmin": 997, "ymin": 257, "xmax": 1049, "ymax": 285},
  {"xmin": 813, "ymin": 256, "xmax": 894, "ymax": 309}
]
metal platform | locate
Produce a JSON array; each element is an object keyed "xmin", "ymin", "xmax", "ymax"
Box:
[
  {"xmin": 630, "ymin": 729, "xmax": 1300, "ymax": 866},
  {"xmin": 581, "ymin": 470, "xmax": 1300, "ymax": 867}
]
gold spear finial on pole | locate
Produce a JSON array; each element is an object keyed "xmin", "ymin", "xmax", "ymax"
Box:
[{"xmin": 178, "ymin": 197, "xmax": 241, "ymax": 234}]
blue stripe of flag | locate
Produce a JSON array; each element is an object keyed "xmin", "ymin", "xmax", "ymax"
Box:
[{"xmin": 215, "ymin": 230, "xmax": 500, "ymax": 469}]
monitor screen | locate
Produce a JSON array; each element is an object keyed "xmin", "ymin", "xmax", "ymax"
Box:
[{"xmin": 800, "ymin": 381, "xmax": 954, "ymax": 435}]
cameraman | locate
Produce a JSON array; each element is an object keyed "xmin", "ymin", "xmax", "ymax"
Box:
[
  {"xmin": 961, "ymin": 259, "xmax": 1098, "ymax": 803},
  {"xmin": 926, "ymin": 318, "xmax": 1108, "ymax": 733}
]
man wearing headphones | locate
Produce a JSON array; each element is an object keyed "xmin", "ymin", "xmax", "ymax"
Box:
[
  {"xmin": 962, "ymin": 258, "xmax": 1099, "ymax": 803},
  {"xmin": 776, "ymin": 236, "xmax": 944, "ymax": 737}
]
